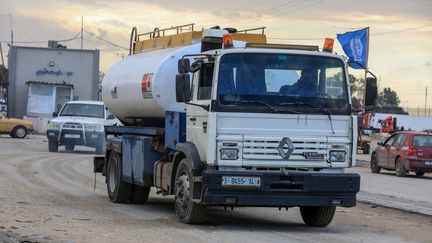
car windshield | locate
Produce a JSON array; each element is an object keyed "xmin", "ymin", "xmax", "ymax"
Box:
[
  {"xmin": 412, "ymin": 135, "xmax": 432, "ymax": 147},
  {"xmin": 60, "ymin": 104, "xmax": 104, "ymax": 118},
  {"xmin": 217, "ymin": 53, "xmax": 349, "ymax": 114}
]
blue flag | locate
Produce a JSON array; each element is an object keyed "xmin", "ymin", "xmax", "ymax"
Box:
[{"xmin": 337, "ymin": 28, "xmax": 369, "ymax": 69}]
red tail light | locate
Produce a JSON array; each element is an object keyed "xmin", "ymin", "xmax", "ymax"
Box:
[{"xmin": 406, "ymin": 147, "xmax": 417, "ymax": 156}]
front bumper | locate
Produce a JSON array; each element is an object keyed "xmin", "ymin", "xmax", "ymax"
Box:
[
  {"xmin": 47, "ymin": 129, "xmax": 104, "ymax": 147},
  {"xmin": 202, "ymin": 170, "xmax": 360, "ymax": 207}
]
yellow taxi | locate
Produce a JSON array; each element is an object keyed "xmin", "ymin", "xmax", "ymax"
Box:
[{"xmin": 0, "ymin": 112, "xmax": 33, "ymax": 138}]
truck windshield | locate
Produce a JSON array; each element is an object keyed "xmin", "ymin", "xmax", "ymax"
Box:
[
  {"xmin": 217, "ymin": 53, "xmax": 349, "ymax": 114},
  {"xmin": 60, "ymin": 104, "xmax": 104, "ymax": 118}
]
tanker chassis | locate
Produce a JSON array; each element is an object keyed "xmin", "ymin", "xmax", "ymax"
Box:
[{"xmin": 94, "ymin": 24, "xmax": 377, "ymax": 227}]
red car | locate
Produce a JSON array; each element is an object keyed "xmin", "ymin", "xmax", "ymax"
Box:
[{"xmin": 371, "ymin": 131, "xmax": 432, "ymax": 177}]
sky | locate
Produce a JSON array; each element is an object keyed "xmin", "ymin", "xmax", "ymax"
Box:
[{"xmin": 0, "ymin": 0, "xmax": 431, "ymax": 108}]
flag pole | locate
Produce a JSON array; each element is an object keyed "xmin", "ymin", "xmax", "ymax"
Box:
[{"xmin": 363, "ymin": 27, "xmax": 370, "ymax": 114}]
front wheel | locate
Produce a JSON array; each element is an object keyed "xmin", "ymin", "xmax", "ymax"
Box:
[
  {"xmin": 129, "ymin": 186, "xmax": 150, "ymax": 204},
  {"xmin": 174, "ymin": 159, "xmax": 206, "ymax": 224},
  {"xmin": 65, "ymin": 144, "xmax": 75, "ymax": 152},
  {"xmin": 12, "ymin": 126, "xmax": 27, "ymax": 139},
  {"xmin": 106, "ymin": 152, "xmax": 132, "ymax": 203},
  {"xmin": 300, "ymin": 206, "xmax": 336, "ymax": 227},
  {"xmin": 370, "ymin": 154, "xmax": 381, "ymax": 173},
  {"xmin": 48, "ymin": 141, "xmax": 59, "ymax": 152},
  {"xmin": 415, "ymin": 171, "xmax": 425, "ymax": 177}
]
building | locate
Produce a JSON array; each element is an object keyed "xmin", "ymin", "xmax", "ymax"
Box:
[{"xmin": 7, "ymin": 45, "xmax": 99, "ymax": 132}]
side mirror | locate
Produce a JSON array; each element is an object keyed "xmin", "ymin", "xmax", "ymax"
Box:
[
  {"xmin": 377, "ymin": 141, "xmax": 384, "ymax": 146},
  {"xmin": 52, "ymin": 111, "xmax": 58, "ymax": 117},
  {"xmin": 178, "ymin": 59, "xmax": 190, "ymax": 74},
  {"xmin": 365, "ymin": 77, "xmax": 377, "ymax": 107},
  {"xmin": 190, "ymin": 60, "xmax": 204, "ymax": 73},
  {"xmin": 107, "ymin": 114, "xmax": 115, "ymax": 120},
  {"xmin": 176, "ymin": 74, "xmax": 191, "ymax": 102}
]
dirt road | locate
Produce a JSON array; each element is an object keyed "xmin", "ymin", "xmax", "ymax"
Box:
[{"xmin": 0, "ymin": 135, "xmax": 431, "ymax": 243}]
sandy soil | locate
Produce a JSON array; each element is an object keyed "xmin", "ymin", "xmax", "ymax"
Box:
[{"xmin": 0, "ymin": 135, "xmax": 431, "ymax": 243}]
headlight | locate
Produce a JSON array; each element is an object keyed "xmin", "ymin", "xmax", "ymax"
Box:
[
  {"xmin": 220, "ymin": 148, "xmax": 239, "ymax": 160},
  {"xmin": 329, "ymin": 151, "xmax": 346, "ymax": 162},
  {"xmin": 48, "ymin": 122, "xmax": 61, "ymax": 130},
  {"xmin": 84, "ymin": 124, "xmax": 104, "ymax": 132}
]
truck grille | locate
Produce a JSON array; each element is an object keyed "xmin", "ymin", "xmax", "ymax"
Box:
[{"xmin": 243, "ymin": 137, "xmax": 328, "ymax": 161}]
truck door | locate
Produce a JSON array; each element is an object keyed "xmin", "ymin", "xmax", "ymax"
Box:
[
  {"xmin": 186, "ymin": 63, "xmax": 213, "ymax": 162},
  {"xmin": 388, "ymin": 134, "xmax": 406, "ymax": 169},
  {"xmin": 377, "ymin": 134, "xmax": 397, "ymax": 168}
]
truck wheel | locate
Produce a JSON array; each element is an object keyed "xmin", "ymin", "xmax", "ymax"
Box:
[
  {"xmin": 370, "ymin": 154, "xmax": 381, "ymax": 173},
  {"xmin": 395, "ymin": 158, "xmax": 407, "ymax": 177},
  {"xmin": 174, "ymin": 159, "xmax": 206, "ymax": 224},
  {"xmin": 48, "ymin": 141, "xmax": 59, "ymax": 152},
  {"xmin": 129, "ymin": 186, "xmax": 150, "ymax": 204},
  {"xmin": 12, "ymin": 126, "xmax": 27, "ymax": 139},
  {"xmin": 363, "ymin": 143, "xmax": 370, "ymax": 154},
  {"xmin": 300, "ymin": 206, "xmax": 336, "ymax": 227},
  {"xmin": 65, "ymin": 144, "xmax": 75, "ymax": 152},
  {"xmin": 107, "ymin": 152, "xmax": 132, "ymax": 203}
]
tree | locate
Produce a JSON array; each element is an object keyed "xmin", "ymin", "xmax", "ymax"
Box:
[
  {"xmin": 0, "ymin": 65, "xmax": 7, "ymax": 85},
  {"xmin": 348, "ymin": 74, "xmax": 362, "ymax": 109},
  {"xmin": 376, "ymin": 87, "xmax": 401, "ymax": 107}
]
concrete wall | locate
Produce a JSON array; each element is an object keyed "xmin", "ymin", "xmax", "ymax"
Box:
[{"xmin": 8, "ymin": 46, "xmax": 99, "ymax": 118}]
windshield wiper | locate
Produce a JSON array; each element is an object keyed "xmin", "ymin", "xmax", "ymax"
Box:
[
  {"xmin": 276, "ymin": 101, "xmax": 335, "ymax": 134},
  {"xmin": 237, "ymin": 100, "xmax": 300, "ymax": 114}
]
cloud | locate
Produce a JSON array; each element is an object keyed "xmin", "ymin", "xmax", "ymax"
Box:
[{"xmin": 426, "ymin": 61, "xmax": 431, "ymax": 67}]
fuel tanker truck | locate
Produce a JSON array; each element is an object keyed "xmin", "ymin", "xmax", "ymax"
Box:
[{"xmin": 94, "ymin": 23, "xmax": 377, "ymax": 226}]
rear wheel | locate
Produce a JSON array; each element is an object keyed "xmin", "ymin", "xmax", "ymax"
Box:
[
  {"xmin": 395, "ymin": 158, "xmax": 407, "ymax": 177},
  {"xmin": 174, "ymin": 159, "xmax": 206, "ymax": 224},
  {"xmin": 363, "ymin": 143, "xmax": 370, "ymax": 154},
  {"xmin": 65, "ymin": 144, "xmax": 75, "ymax": 152},
  {"xmin": 48, "ymin": 141, "xmax": 58, "ymax": 152},
  {"xmin": 370, "ymin": 154, "xmax": 381, "ymax": 173},
  {"xmin": 107, "ymin": 152, "xmax": 132, "ymax": 203},
  {"xmin": 415, "ymin": 171, "xmax": 425, "ymax": 177},
  {"xmin": 12, "ymin": 126, "xmax": 27, "ymax": 139},
  {"xmin": 300, "ymin": 206, "xmax": 336, "ymax": 227}
]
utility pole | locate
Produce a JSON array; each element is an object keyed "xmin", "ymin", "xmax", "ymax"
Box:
[
  {"xmin": 81, "ymin": 17, "xmax": 83, "ymax": 50},
  {"xmin": 9, "ymin": 14, "xmax": 13, "ymax": 47},
  {"xmin": 0, "ymin": 42, "xmax": 4, "ymax": 66},
  {"xmin": 425, "ymin": 87, "xmax": 428, "ymax": 117}
]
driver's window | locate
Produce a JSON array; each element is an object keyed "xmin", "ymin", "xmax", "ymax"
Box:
[
  {"xmin": 384, "ymin": 135, "xmax": 397, "ymax": 146},
  {"xmin": 197, "ymin": 63, "xmax": 214, "ymax": 100}
]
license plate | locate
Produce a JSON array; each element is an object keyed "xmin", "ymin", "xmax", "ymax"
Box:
[
  {"xmin": 64, "ymin": 134, "xmax": 80, "ymax": 138},
  {"xmin": 425, "ymin": 161, "xmax": 432, "ymax": 165},
  {"xmin": 222, "ymin": 176, "xmax": 261, "ymax": 187}
]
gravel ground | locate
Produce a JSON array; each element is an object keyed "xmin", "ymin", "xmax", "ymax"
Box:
[{"xmin": 0, "ymin": 135, "xmax": 431, "ymax": 243}]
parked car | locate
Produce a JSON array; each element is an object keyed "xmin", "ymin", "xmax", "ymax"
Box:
[
  {"xmin": 46, "ymin": 100, "xmax": 121, "ymax": 154},
  {"xmin": 371, "ymin": 131, "xmax": 432, "ymax": 177},
  {"xmin": 0, "ymin": 112, "xmax": 33, "ymax": 138}
]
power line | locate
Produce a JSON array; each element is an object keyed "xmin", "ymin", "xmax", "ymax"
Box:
[
  {"xmin": 83, "ymin": 30, "xmax": 128, "ymax": 50},
  {"xmin": 0, "ymin": 32, "xmax": 81, "ymax": 44}
]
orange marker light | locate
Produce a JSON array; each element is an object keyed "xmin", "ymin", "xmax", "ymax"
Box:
[
  {"xmin": 323, "ymin": 38, "xmax": 334, "ymax": 52},
  {"xmin": 223, "ymin": 34, "xmax": 234, "ymax": 47}
]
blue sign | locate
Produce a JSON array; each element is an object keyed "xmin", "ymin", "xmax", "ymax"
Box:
[
  {"xmin": 36, "ymin": 68, "xmax": 74, "ymax": 76},
  {"xmin": 337, "ymin": 28, "xmax": 369, "ymax": 69}
]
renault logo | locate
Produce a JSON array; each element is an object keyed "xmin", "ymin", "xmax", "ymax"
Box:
[{"xmin": 277, "ymin": 137, "xmax": 295, "ymax": 160}]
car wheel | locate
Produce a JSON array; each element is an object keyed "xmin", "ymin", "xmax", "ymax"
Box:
[
  {"xmin": 129, "ymin": 186, "xmax": 151, "ymax": 204},
  {"xmin": 370, "ymin": 154, "xmax": 381, "ymax": 173},
  {"xmin": 395, "ymin": 158, "xmax": 407, "ymax": 177},
  {"xmin": 48, "ymin": 141, "xmax": 59, "ymax": 152},
  {"xmin": 65, "ymin": 144, "xmax": 75, "ymax": 152},
  {"xmin": 415, "ymin": 171, "xmax": 425, "ymax": 177},
  {"xmin": 363, "ymin": 143, "xmax": 370, "ymax": 154},
  {"xmin": 12, "ymin": 126, "xmax": 27, "ymax": 139}
]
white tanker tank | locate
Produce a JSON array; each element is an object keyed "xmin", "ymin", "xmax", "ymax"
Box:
[{"xmin": 102, "ymin": 43, "xmax": 201, "ymax": 126}]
